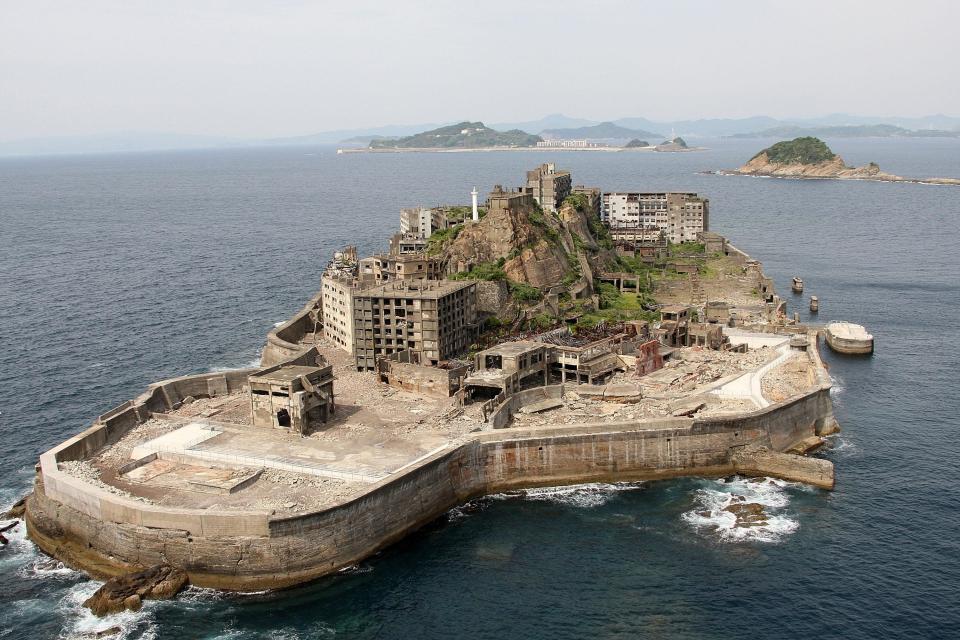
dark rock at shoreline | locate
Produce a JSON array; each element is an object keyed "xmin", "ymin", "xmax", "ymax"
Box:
[
  {"xmin": 83, "ymin": 564, "xmax": 188, "ymax": 617},
  {"xmin": 2, "ymin": 496, "xmax": 27, "ymax": 520}
]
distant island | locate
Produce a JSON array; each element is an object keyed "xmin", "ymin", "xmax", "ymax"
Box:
[
  {"xmin": 729, "ymin": 124, "xmax": 960, "ymax": 139},
  {"xmin": 623, "ymin": 138, "xmax": 650, "ymax": 148},
  {"xmin": 541, "ymin": 121, "xmax": 661, "ymax": 141},
  {"xmin": 654, "ymin": 136, "xmax": 706, "ymax": 153},
  {"xmin": 367, "ymin": 122, "xmax": 541, "ymax": 150},
  {"xmin": 715, "ymin": 137, "xmax": 960, "ymax": 185}
]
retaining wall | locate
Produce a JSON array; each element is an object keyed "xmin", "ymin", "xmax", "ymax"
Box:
[
  {"xmin": 261, "ymin": 292, "xmax": 322, "ymax": 367},
  {"xmin": 28, "ymin": 360, "xmax": 836, "ymax": 590}
]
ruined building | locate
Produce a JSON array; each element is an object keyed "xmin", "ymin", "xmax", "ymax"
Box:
[
  {"xmin": 400, "ymin": 206, "xmax": 449, "ymax": 239},
  {"xmin": 359, "ymin": 253, "xmax": 443, "ymax": 285},
  {"xmin": 602, "ymin": 192, "xmax": 709, "ymax": 243},
  {"xmin": 321, "ymin": 247, "xmax": 360, "ymax": 354},
  {"xmin": 525, "ymin": 163, "xmax": 572, "ymax": 213},
  {"xmin": 353, "ymin": 279, "xmax": 479, "ymax": 370},
  {"xmin": 248, "ymin": 361, "xmax": 335, "ymax": 435}
]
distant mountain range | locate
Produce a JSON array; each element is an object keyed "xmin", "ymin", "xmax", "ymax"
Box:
[
  {"xmin": 539, "ymin": 121, "xmax": 662, "ymax": 140},
  {"xmin": 2, "ymin": 112, "xmax": 958, "ymax": 156},
  {"xmin": 729, "ymin": 124, "xmax": 960, "ymax": 139}
]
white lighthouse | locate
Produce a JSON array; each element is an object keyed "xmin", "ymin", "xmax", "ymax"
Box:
[{"xmin": 471, "ymin": 187, "xmax": 479, "ymax": 222}]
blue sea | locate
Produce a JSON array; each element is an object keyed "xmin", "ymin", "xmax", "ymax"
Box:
[{"xmin": 1, "ymin": 138, "xmax": 959, "ymax": 639}]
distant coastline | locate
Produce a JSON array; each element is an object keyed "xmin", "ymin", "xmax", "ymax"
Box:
[{"xmin": 337, "ymin": 145, "xmax": 708, "ymax": 155}]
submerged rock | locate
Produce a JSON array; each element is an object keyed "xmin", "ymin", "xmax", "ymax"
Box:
[
  {"xmin": 723, "ymin": 501, "xmax": 768, "ymax": 527},
  {"xmin": 83, "ymin": 564, "xmax": 188, "ymax": 617}
]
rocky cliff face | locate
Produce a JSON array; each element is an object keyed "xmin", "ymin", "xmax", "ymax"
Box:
[
  {"xmin": 735, "ymin": 152, "xmax": 901, "ymax": 180},
  {"xmin": 444, "ymin": 196, "xmax": 614, "ymax": 291},
  {"xmin": 730, "ymin": 138, "xmax": 960, "ymax": 185}
]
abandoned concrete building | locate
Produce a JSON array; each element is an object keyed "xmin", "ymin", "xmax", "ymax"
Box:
[
  {"xmin": 656, "ymin": 304, "xmax": 691, "ymax": 347},
  {"xmin": 487, "ymin": 183, "xmax": 537, "ymax": 216},
  {"xmin": 388, "ymin": 232, "xmax": 428, "ymax": 255},
  {"xmin": 525, "ymin": 163, "xmax": 572, "ymax": 213},
  {"xmin": 353, "ymin": 279, "xmax": 479, "ymax": 371},
  {"xmin": 375, "ymin": 351, "xmax": 469, "ymax": 398},
  {"xmin": 399, "ymin": 206, "xmax": 449, "ymax": 239},
  {"xmin": 465, "ymin": 341, "xmax": 551, "ymax": 398},
  {"xmin": 248, "ymin": 362, "xmax": 335, "ymax": 435},
  {"xmin": 699, "ymin": 231, "xmax": 728, "ymax": 255},
  {"xmin": 321, "ymin": 248, "xmax": 360, "ymax": 354},
  {"xmin": 687, "ymin": 322, "xmax": 726, "ymax": 350},
  {"xmin": 601, "ymin": 192, "xmax": 709, "ymax": 243},
  {"xmin": 359, "ymin": 253, "xmax": 443, "ymax": 285},
  {"xmin": 705, "ymin": 301, "xmax": 731, "ymax": 324}
]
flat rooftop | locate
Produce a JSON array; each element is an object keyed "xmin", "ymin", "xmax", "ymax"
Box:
[
  {"xmin": 249, "ymin": 365, "xmax": 327, "ymax": 384},
  {"xmin": 478, "ymin": 340, "xmax": 544, "ymax": 358},
  {"xmin": 357, "ymin": 279, "xmax": 474, "ymax": 299}
]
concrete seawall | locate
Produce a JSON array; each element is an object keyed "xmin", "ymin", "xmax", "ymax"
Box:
[
  {"xmin": 261, "ymin": 292, "xmax": 323, "ymax": 367},
  {"xmin": 26, "ymin": 355, "xmax": 837, "ymax": 590}
]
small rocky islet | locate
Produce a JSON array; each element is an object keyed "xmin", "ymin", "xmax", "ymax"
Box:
[{"xmin": 717, "ymin": 136, "xmax": 960, "ymax": 185}]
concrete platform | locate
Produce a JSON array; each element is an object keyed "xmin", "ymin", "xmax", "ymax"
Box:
[
  {"xmin": 132, "ymin": 421, "xmax": 451, "ymax": 484},
  {"xmin": 122, "ymin": 458, "xmax": 261, "ymax": 495}
]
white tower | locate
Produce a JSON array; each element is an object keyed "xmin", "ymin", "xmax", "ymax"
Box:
[{"xmin": 471, "ymin": 187, "xmax": 479, "ymax": 222}]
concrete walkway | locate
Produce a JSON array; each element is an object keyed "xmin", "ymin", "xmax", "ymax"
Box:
[{"xmin": 710, "ymin": 333, "xmax": 793, "ymax": 408}]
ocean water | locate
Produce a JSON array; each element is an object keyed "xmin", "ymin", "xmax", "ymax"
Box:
[{"xmin": 1, "ymin": 138, "xmax": 959, "ymax": 639}]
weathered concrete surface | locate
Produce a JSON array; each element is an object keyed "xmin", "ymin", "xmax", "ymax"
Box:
[
  {"xmin": 27, "ymin": 379, "xmax": 837, "ymax": 591},
  {"xmin": 732, "ymin": 444, "xmax": 834, "ymax": 490}
]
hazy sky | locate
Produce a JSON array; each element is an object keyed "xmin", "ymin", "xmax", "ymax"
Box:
[{"xmin": 2, "ymin": 0, "xmax": 958, "ymax": 140}]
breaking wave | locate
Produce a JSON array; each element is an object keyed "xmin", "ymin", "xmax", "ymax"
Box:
[
  {"xmin": 57, "ymin": 580, "xmax": 158, "ymax": 640},
  {"xmin": 682, "ymin": 476, "xmax": 800, "ymax": 543},
  {"xmin": 496, "ymin": 482, "xmax": 645, "ymax": 509}
]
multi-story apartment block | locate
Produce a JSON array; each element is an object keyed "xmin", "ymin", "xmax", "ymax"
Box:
[
  {"xmin": 399, "ymin": 206, "xmax": 449, "ymax": 239},
  {"xmin": 601, "ymin": 192, "xmax": 709, "ymax": 243},
  {"xmin": 525, "ymin": 163, "xmax": 572, "ymax": 213},
  {"xmin": 353, "ymin": 280, "xmax": 478, "ymax": 370},
  {"xmin": 321, "ymin": 248, "xmax": 360, "ymax": 354}
]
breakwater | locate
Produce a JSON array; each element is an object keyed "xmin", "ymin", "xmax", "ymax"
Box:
[{"xmin": 26, "ymin": 338, "xmax": 836, "ymax": 590}]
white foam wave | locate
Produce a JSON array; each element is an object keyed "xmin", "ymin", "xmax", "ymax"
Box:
[
  {"xmin": 209, "ymin": 356, "xmax": 262, "ymax": 373},
  {"xmin": 495, "ymin": 481, "xmax": 644, "ymax": 508},
  {"xmin": 57, "ymin": 580, "xmax": 158, "ymax": 640},
  {"xmin": 682, "ymin": 476, "xmax": 799, "ymax": 543},
  {"xmin": 825, "ymin": 435, "xmax": 858, "ymax": 459}
]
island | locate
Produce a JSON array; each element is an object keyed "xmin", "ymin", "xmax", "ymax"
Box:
[
  {"xmin": 19, "ymin": 162, "xmax": 851, "ymax": 604},
  {"xmin": 623, "ymin": 138, "xmax": 651, "ymax": 149},
  {"xmin": 356, "ymin": 121, "xmax": 541, "ymax": 151},
  {"xmin": 717, "ymin": 136, "xmax": 960, "ymax": 185},
  {"xmin": 655, "ymin": 136, "xmax": 706, "ymax": 152}
]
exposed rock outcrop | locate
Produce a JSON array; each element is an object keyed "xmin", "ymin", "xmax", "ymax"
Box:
[
  {"xmin": 83, "ymin": 564, "xmax": 188, "ymax": 617},
  {"xmin": 443, "ymin": 194, "xmax": 615, "ymax": 291},
  {"xmin": 725, "ymin": 137, "xmax": 960, "ymax": 185}
]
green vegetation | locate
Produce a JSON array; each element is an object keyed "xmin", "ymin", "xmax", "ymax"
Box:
[
  {"xmin": 563, "ymin": 192, "xmax": 589, "ymax": 212},
  {"xmin": 370, "ymin": 121, "xmax": 541, "ymax": 149},
  {"xmin": 624, "ymin": 138, "xmax": 650, "ymax": 148},
  {"xmin": 450, "ymin": 258, "xmax": 506, "ymax": 281},
  {"xmin": 669, "ymin": 241, "xmax": 705, "ymax": 257},
  {"xmin": 508, "ymin": 280, "xmax": 542, "ymax": 303},
  {"xmin": 426, "ymin": 225, "xmax": 462, "ymax": 256},
  {"xmin": 753, "ymin": 136, "xmax": 836, "ymax": 165}
]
